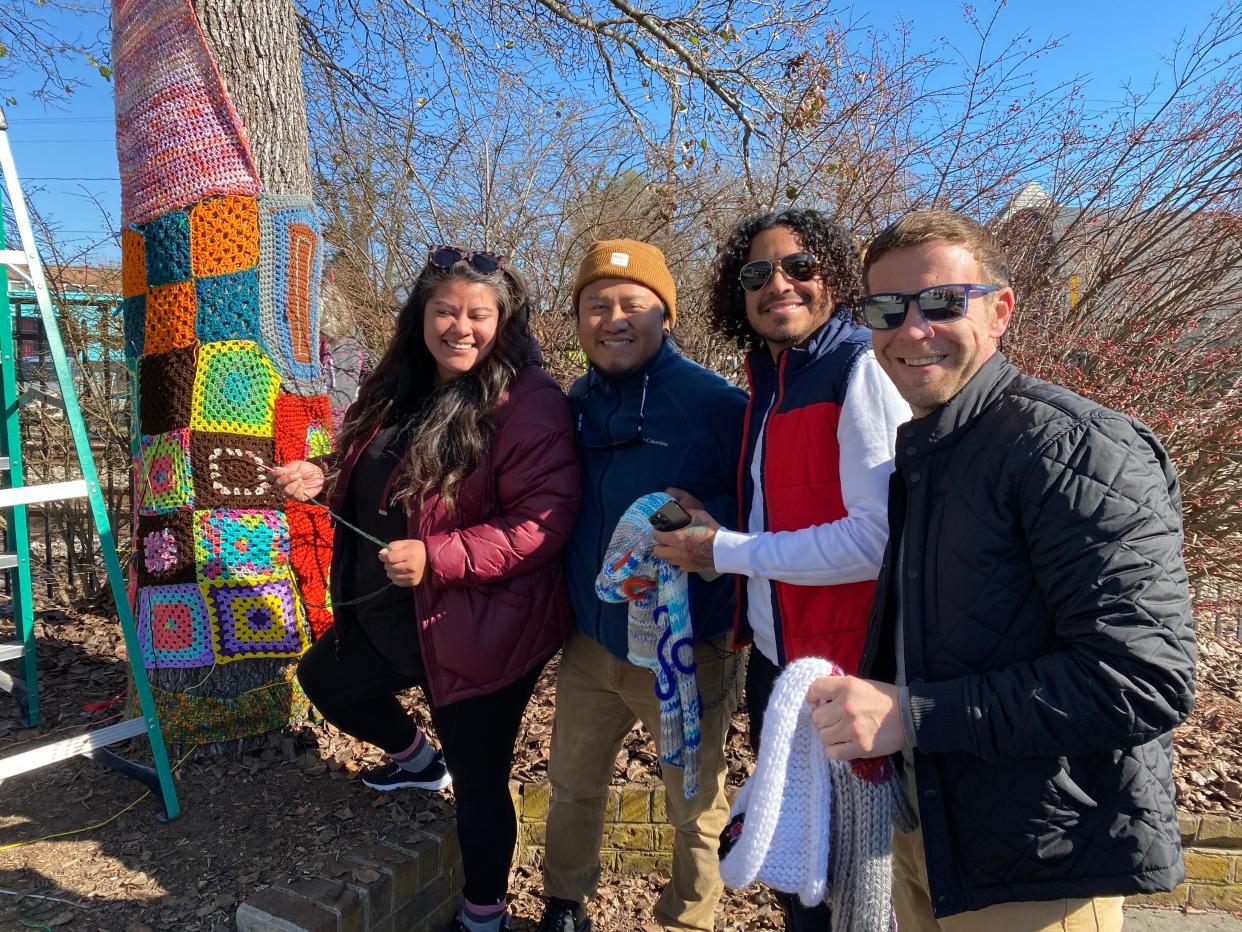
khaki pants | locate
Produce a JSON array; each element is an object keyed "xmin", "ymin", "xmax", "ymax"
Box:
[
  {"xmin": 543, "ymin": 630, "xmax": 741, "ymax": 932},
  {"xmin": 893, "ymin": 818, "xmax": 1125, "ymax": 932}
]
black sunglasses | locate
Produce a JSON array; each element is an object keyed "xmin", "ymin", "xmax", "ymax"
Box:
[
  {"xmin": 575, "ymin": 372, "xmax": 648, "ymax": 450},
  {"xmin": 427, "ymin": 244, "xmax": 507, "ymax": 275},
  {"xmin": 859, "ymin": 283, "xmax": 1001, "ymax": 330},
  {"xmin": 738, "ymin": 252, "xmax": 819, "ymax": 293}
]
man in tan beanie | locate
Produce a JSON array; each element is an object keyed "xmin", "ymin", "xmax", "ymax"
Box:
[{"xmin": 538, "ymin": 239, "xmax": 746, "ymax": 932}]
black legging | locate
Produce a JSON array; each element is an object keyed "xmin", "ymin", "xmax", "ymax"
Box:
[
  {"xmin": 746, "ymin": 649, "xmax": 833, "ymax": 932},
  {"xmin": 297, "ymin": 626, "xmax": 546, "ymax": 904}
]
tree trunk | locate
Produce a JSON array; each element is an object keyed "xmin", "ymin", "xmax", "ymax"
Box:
[{"xmin": 113, "ymin": 0, "xmax": 333, "ymax": 749}]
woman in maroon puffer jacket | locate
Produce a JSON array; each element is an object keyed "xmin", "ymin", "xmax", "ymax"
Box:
[{"xmin": 271, "ymin": 246, "xmax": 579, "ymax": 932}]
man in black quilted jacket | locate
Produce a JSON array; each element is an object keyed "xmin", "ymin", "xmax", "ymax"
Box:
[{"xmin": 806, "ymin": 209, "xmax": 1197, "ymax": 931}]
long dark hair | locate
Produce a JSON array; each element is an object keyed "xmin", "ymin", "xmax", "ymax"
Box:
[
  {"xmin": 335, "ymin": 259, "xmax": 533, "ymax": 511},
  {"xmin": 708, "ymin": 208, "xmax": 863, "ymax": 353}
]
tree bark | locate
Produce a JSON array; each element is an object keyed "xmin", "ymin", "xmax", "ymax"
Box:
[{"xmin": 191, "ymin": 0, "xmax": 311, "ymax": 197}]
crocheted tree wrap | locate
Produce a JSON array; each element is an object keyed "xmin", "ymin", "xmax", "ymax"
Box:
[
  {"xmin": 286, "ymin": 501, "xmax": 333, "ymax": 638},
  {"xmin": 113, "ymin": 0, "xmax": 259, "ymax": 227},
  {"xmin": 116, "ymin": 0, "xmax": 334, "ymax": 716},
  {"xmin": 190, "ymin": 340, "xmax": 279, "ymax": 436},
  {"xmin": 137, "ymin": 428, "xmax": 194, "ymax": 515},
  {"xmin": 194, "ymin": 508, "xmax": 291, "ymax": 581},
  {"xmin": 138, "ymin": 583, "xmax": 214, "ymax": 668},
  {"xmin": 123, "ymin": 296, "xmax": 146, "ymax": 358},
  {"xmin": 189, "ymin": 432, "xmax": 281, "ymax": 510},
  {"xmin": 121, "ymin": 228, "xmax": 146, "ymax": 297},
  {"xmin": 258, "ymin": 194, "xmax": 324, "ymax": 394},
  {"xmin": 140, "ymin": 667, "xmax": 311, "ymax": 747},
  {"xmin": 138, "ymin": 344, "xmax": 196, "ymax": 435},
  {"xmin": 205, "ymin": 575, "xmax": 307, "ymax": 662},
  {"xmin": 135, "ymin": 511, "xmax": 196, "ymax": 586},
  {"xmin": 274, "ymin": 394, "xmax": 336, "ymax": 637}
]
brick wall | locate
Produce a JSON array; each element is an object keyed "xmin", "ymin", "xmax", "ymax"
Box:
[
  {"xmin": 234, "ymin": 792, "xmax": 1241, "ymax": 929},
  {"xmin": 1127, "ymin": 813, "xmax": 1242, "ymax": 911},
  {"xmin": 235, "ymin": 822, "xmax": 462, "ymax": 932},
  {"xmin": 513, "ymin": 781, "xmax": 678, "ymax": 875},
  {"xmin": 515, "ymin": 782, "xmax": 1242, "ymax": 911}
]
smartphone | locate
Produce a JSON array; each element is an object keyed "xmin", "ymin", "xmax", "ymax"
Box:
[{"xmin": 649, "ymin": 500, "xmax": 693, "ymax": 532}]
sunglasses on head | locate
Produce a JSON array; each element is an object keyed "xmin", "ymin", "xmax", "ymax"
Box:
[
  {"xmin": 738, "ymin": 251, "xmax": 819, "ymax": 293},
  {"xmin": 859, "ymin": 283, "xmax": 1001, "ymax": 330},
  {"xmin": 427, "ymin": 244, "xmax": 507, "ymax": 275}
]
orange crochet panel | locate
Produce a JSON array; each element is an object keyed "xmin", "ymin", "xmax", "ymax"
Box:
[
  {"xmin": 190, "ymin": 195, "xmax": 260, "ymax": 278},
  {"xmin": 121, "ymin": 228, "xmax": 147, "ymax": 298},
  {"xmin": 145, "ymin": 280, "xmax": 197, "ymax": 354}
]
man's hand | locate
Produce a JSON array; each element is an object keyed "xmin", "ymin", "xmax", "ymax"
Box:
[
  {"xmin": 664, "ymin": 487, "xmax": 705, "ymax": 512},
  {"xmin": 807, "ymin": 675, "xmax": 907, "ymax": 760},
  {"xmin": 379, "ymin": 539, "xmax": 428, "ymax": 587},
  {"xmin": 268, "ymin": 460, "xmax": 326, "ymax": 502},
  {"xmin": 652, "ymin": 509, "xmax": 720, "ymax": 574}
]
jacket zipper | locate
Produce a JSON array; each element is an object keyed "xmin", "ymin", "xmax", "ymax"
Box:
[{"xmin": 768, "ymin": 351, "xmax": 789, "ymax": 666}]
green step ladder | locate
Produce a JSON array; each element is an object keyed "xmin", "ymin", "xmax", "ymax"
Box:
[{"xmin": 0, "ymin": 107, "xmax": 179, "ymax": 820}]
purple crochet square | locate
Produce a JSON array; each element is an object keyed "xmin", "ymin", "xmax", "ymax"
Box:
[{"xmin": 204, "ymin": 576, "xmax": 306, "ymax": 662}]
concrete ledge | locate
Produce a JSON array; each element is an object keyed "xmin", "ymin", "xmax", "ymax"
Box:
[{"xmin": 235, "ymin": 824, "xmax": 463, "ymax": 932}]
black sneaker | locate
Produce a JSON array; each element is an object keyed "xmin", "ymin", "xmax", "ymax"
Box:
[
  {"xmin": 537, "ymin": 897, "xmax": 591, "ymax": 932},
  {"xmin": 361, "ymin": 752, "xmax": 451, "ymax": 792}
]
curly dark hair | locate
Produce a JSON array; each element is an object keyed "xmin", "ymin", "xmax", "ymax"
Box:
[{"xmin": 708, "ymin": 209, "xmax": 863, "ymax": 353}]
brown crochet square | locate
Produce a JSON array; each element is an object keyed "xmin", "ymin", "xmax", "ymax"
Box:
[
  {"xmin": 139, "ymin": 344, "xmax": 197, "ymax": 435},
  {"xmin": 190, "ymin": 431, "xmax": 281, "ymax": 510},
  {"xmin": 135, "ymin": 511, "xmax": 196, "ymax": 586}
]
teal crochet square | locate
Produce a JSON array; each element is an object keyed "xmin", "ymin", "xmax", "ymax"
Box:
[
  {"xmin": 143, "ymin": 210, "xmax": 193, "ymax": 287},
  {"xmin": 123, "ymin": 295, "xmax": 145, "ymax": 357},
  {"xmin": 196, "ymin": 268, "xmax": 261, "ymax": 343}
]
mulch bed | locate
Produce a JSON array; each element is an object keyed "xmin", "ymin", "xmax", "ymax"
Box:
[{"xmin": 0, "ymin": 600, "xmax": 1237, "ymax": 931}]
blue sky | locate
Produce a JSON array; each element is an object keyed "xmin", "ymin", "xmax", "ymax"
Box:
[{"xmin": 0, "ymin": 0, "xmax": 1224, "ymax": 265}]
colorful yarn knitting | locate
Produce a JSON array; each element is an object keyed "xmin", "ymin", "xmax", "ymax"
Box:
[
  {"xmin": 596, "ymin": 493, "xmax": 702, "ymax": 798},
  {"xmin": 718, "ymin": 657, "xmax": 916, "ymax": 931},
  {"xmin": 115, "ymin": 0, "xmax": 337, "ymax": 743},
  {"xmin": 258, "ymin": 194, "xmax": 324, "ymax": 394},
  {"xmin": 113, "ymin": 0, "xmax": 259, "ymax": 226}
]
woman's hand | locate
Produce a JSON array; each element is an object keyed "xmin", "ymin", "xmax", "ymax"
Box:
[
  {"xmin": 379, "ymin": 539, "xmax": 428, "ymax": 587},
  {"xmin": 268, "ymin": 461, "xmax": 326, "ymax": 502}
]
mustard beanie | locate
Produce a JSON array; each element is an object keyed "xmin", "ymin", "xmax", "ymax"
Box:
[{"xmin": 573, "ymin": 239, "xmax": 677, "ymax": 325}]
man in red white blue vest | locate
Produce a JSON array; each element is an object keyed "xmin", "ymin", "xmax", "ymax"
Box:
[{"xmin": 653, "ymin": 208, "xmax": 909, "ymax": 931}]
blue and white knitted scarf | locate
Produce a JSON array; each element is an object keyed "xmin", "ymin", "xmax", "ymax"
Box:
[{"xmin": 596, "ymin": 492, "xmax": 702, "ymax": 798}]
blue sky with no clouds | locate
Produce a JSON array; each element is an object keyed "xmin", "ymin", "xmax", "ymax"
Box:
[{"xmin": 0, "ymin": 0, "xmax": 1225, "ymax": 264}]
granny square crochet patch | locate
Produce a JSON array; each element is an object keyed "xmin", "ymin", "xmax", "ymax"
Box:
[
  {"xmin": 137, "ymin": 428, "xmax": 194, "ymax": 514},
  {"xmin": 121, "ymin": 227, "xmax": 146, "ymax": 298},
  {"xmin": 189, "ymin": 431, "xmax": 280, "ymax": 510},
  {"xmin": 138, "ymin": 344, "xmax": 197, "ymax": 435},
  {"xmin": 258, "ymin": 194, "xmax": 323, "ymax": 393},
  {"xmin": 204, "ymin": 576, "xmax": 307, "ymax": 662},
  {"xmin": 190, "ymin": 195, "xmax": 260, "ymax": 278},
  {"xmin": 145, "ymin": 280, "xmax": 197, "ymax": 354},
  {"xmin": 135, "ymin": 511, "xmax": 195, "ymax": 586},
  {"xmin": 195, "ymin": 268, "xmax": 262, "ymax": 344},
  {"xmin": 190, "ymin": 339, "xmax": 278, "ymax": 436},
  {"xmin": 143, "ymin": 209, "xmax": 192, "ymax": 287},
  {"xmin": 137, "ymin": 582, "xmax": 213, "ymax": 669},
  {"xmin": 194, "ymin": 508, "xmax": 291, "ymax": 581},
  {"xmin": 286, "ymin": 500, "xmax": 334, "ymax": 638},
  {"xmin": 273, "ymin": 393, "xmax": 333, "ymax": 464},
  {"xmin": 123, "ymin": 295, "xmax": 146, "ymax": 358}
]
